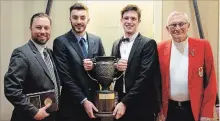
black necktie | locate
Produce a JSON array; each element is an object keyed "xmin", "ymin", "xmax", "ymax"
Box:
[
  {"xmin": 121, "ymin": 38, "xmax": 130, "ymax": 42},
  {"xmin": 43, "ymin": 49, "xmax": 59, "ymax": 103},
  {"xmin": 79, "ymin": 38, "xmax": 88, "ymax": 58}
]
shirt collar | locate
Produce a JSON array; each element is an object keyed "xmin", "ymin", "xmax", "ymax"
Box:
[
  {"xmin": 31, "ymin": 39, "xmax": 46, "ymax": 54},
  {"xmin": 72, "ymin": 30, "xmax": 87, "ymax": 43},
  {"xmin": 123, "ymin": 32, "xmax": 139, "ymax": 42},
  {"xmin": 172, "ymin": 37, "xmax": 188, "ymax": 47}
]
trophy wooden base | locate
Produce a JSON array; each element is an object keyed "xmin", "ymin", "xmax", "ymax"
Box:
[{"xmin": 94, "ymin": 90, "xmax": 118, "ymax": 118}]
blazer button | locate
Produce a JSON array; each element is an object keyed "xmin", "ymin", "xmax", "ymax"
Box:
[{"xmin": 89, "ymin": 88, "xmax": 91, "ymax": 91}]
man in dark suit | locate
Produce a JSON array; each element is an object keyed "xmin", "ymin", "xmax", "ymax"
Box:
[
  {"xmin": 4, "ymin": 12, "xmax": 60, "ymax": 121},
  {"xmin": 53, "ymin": 3, "xmax": 105, "ymax": 121},
  {"xmin": 111, "ymin": 4, "xmax": 161, "ymax": 121}
]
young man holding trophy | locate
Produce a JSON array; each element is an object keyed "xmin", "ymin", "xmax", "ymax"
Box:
[
  {"xmin": 53, "ymin": 3, "xmax": 105, "ymax": 121},
  {"xmin": 111, "ymin": 4, "xmax": 162, "ymax": 121}
]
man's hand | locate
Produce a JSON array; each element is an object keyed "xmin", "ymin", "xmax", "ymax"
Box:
[
  {"xmin": 83, "ymin": 59, "xmax": 94, "ymax": 71},
  {"xmin": 113, "ymin": 102, "xmax": 126, "ymax": 119},
  {"xmin": 33, "ymin": 104, "xmax": 51, "ymax": 120},
  {"xmin": 83, "ymin": 99, "xmax": 98, "ymax": 118},
  {"xmin": 157, "ymin": 112, "xmax": 165, "ymax": 121},
  {"xmin": 116, "ymin": 59, "xmax": 127, "ymax": 71}
]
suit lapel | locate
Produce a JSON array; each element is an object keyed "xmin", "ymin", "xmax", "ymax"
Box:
[
  {"xmin": 87, "ymin": 33, "xmax": 95, "ymax": 59},
  {"xmin": 188, "ymin": 37, "xmax": 196, "ymax": 85},
  {"xmin": 28, "ymin": 40, "xmax": 53, "ymax": 81},
  {"xmin": 67, "ymin": 30, "xmax": 84, "ymax": 59},
  {"xmin": 127, "ymin": 33, "xmax": 141, "ymax": 66},
  {"xmin": 164, "ymin": 40, "xmax": 172, "ymax": 89},
  {"xmin": 113, "ymin": 40, "xmax": 121, "ymax": 58}
]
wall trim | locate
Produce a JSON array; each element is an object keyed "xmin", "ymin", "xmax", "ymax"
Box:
[{"xmin": 153, "ymin": 1, "xmax": 162, "ymax": 42}]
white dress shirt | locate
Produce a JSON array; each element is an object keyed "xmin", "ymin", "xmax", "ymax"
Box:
[
  {"xmin": 120, "ymin": 32, "xmax": 138, "ymax": 60},
  {"xmin": 120, "ymin": 32, "xmax": 138, "ymax": 93},
  {"xmin": 169, "ymin": 39, "xmax": 190, "ymax": 101}
]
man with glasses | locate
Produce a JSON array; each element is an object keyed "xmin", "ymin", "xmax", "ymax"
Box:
[{"xmin": 158, "ymin": 11, "xmax": 217, "ymax": 121}]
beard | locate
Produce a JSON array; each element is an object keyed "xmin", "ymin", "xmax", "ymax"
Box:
[
  {"xmin": 32, "ymin": 37, "xmax": 48, "ymax": 45},
  {"xmin": 71, "ymin": 23, "xmax": 86, "ymax": 34}
]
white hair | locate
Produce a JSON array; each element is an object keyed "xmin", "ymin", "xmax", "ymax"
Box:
[{"xmin": 167, "ymin": 11, "xmax": 189, "ymax": 25}]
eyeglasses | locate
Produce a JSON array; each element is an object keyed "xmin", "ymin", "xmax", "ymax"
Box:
[{"xmin": 168, "ymin": 22, "xmax": 188, "ymax": 28}]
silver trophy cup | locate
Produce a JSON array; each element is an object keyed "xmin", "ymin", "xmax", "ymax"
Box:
[{"xmin": 88, "ymin": 56, "xmax": 120, "ymax": 117}]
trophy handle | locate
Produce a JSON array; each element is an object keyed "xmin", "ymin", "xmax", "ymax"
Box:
[
  {"xmin": 113, "ymin": 58, "xmax": 124, "ymax": 82},
  {"xmin": 86, "ymin": 59, "xmax": 98, "ymax": 83},
  {"xmin": 87, "ymin": 71, "xmax": 98, "ymax": 83},
  {"xmin": 113, "ymin": 72, "xmax": 124, "ymax": 81}
]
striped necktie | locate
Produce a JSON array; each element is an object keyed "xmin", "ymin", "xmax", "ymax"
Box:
[{"xmin": 43, "ymin": 49, "xmax": 59, "ymax": 104}]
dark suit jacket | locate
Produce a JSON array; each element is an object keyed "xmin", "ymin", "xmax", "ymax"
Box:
[
  {"xmin": 53, "ymin": 30, "xmax": 105, "ymax": 121},
  {"xmin": 111, "ymin": 33, "xmax": 162, "ymax": 119},
  {"xmin": 4, "ymin": 40, "xmax": 60, "ymax": 121}
]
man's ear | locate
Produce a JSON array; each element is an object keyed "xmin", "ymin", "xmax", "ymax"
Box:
[
  {"xmin": 87, "ymin": 18, "xmax": 90, "ymax": 24},
  {"xmin": 188, "ymin": 23, "xmax": 190, "ymax": 28},
  {"xmin": 166, "ymin": 26, "xmax": 170, "ymax": 33},
  {"xmin": 139, "ymin": 19, "xmax": 141, "ymax": 23}
]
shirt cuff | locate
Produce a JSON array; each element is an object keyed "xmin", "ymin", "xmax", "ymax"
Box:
[{"xmin": 80, "ymin": 98, "xmax": 87, "ymax": 104}]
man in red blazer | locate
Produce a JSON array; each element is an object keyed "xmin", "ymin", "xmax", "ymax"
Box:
[{"xmin": 158, "ymin": 11, "xmax": 217, "ymax": 121}]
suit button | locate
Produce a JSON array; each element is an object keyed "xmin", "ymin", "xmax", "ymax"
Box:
[{"xmin": 89, "ymin": 88, "xmax": 91, "ymax": 91}]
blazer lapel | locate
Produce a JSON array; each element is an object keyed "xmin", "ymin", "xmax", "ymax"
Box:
[
  {"xmin": 113, "ymin": 40, "xmax": 121, "ymax": 58},
  {"xmin": 87, "ymin": 33, "xmax": 95, "ymax": 59},
  {"xmin": 67, "ymin": 30, "xmax": 84, "ymax": 59},
  {"xmin": 164, "ymin": 40, "xmax": 172, "ymax": 89},
  {"xmin": 28, "ymin": 40, "xmax": 53, "ymax": 81},
  {"xmin": 127, "ymin": 33, "xmax": 141, "ymax": 66},
  {"xmin": 188, "ymin": 37, "xmax": 196, "ymax": 85}
]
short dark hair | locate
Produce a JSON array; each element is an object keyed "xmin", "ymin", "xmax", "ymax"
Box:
[
  {"xmin": 121, "ymin": 4, "xmax": 141, "ymax": 20},
  {"xmin": 69, "ymin": 3, "xmax": 88, "ymax": 14},
  {"xmin": 30, "ymin": 12, "xmax": 51, "ymax": 27}
]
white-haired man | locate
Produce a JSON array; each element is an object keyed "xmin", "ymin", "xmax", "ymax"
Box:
[{"xmin": 158, "ymin": 11, "xmax": 217, "ymax": 121}]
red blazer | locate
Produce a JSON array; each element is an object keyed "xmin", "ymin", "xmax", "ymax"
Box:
[{"xmin": 157, "ymin": 37, "xmax": 217, "ymax": 121}]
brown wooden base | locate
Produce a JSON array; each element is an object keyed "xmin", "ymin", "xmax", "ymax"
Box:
[{"xmin": 94, "ymin": 90, "xmax": 118, "ymax": 114}]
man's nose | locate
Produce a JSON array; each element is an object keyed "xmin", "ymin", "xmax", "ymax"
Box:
[
  {"xmin": 77, "ymin": 18, "xmax": 82, "ymax": 23},
  {"xmin": 40, "ymin": 28, "xmax": 46, "ymax": 34},
  {"xmin": 127, "ymin": 18, "xmax": 132, "ymax": 23},
  {"xmin": 175, "ymin": 25, "xmax": 181, "ymax": 30}
]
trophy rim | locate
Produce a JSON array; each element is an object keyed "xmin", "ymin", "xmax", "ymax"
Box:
[{"xmin": 94, "ymin": 56, "xmax": 117, "ymax": 61}]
